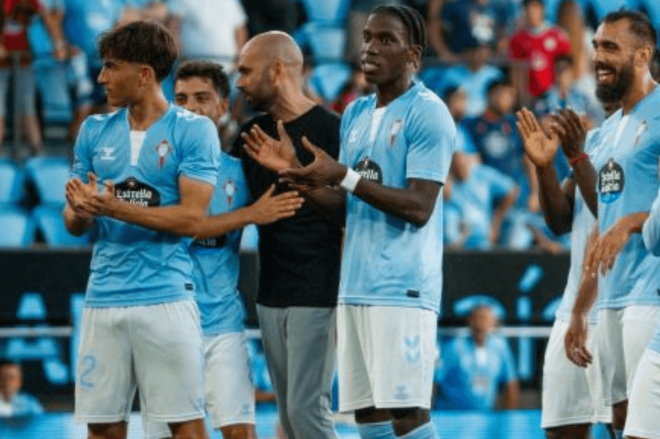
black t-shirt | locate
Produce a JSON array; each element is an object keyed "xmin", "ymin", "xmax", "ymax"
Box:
[{"xmin": 232, "ymin": 105, "xmax": 342, "ymax": 308}]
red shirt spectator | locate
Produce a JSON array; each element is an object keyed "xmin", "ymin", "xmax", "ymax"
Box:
[
  {"xmin": 509, "ymin": 26, "xmax": 571, "ymax": 97},
  {"xmin": 2, "ymin": 0, "xmax": 40, "ymax": 52}
]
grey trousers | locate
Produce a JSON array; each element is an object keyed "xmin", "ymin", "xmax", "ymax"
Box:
[{"xmin": 257, "ymin": 305, "xmax": 339, "ymax": 439}]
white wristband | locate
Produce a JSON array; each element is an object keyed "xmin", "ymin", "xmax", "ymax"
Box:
[{"xmin": 339, "ymin": 168, "xmax": 361, "ymax": 192}]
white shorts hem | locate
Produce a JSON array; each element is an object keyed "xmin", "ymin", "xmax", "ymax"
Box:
[
  {"xmin": 212, "ymin": 416, "xmax": 257, "ymax": 429},
  {"xmin": 147, "ymin": 412, "xmax": 206, "ymax": 423},
  {"xmin": 74, "ymin": 414, "xmax": 129, "ymax": 425},
  {"xmin": 339, "ymin": 398, "xmax": 375, "ymax": 413},
  {"xmin": 541, "ymin": 415, "xmax": 600, "ymax": 429}
]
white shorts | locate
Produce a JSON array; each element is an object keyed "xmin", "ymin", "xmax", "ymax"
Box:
[
  {"xmin": 596, "ymin": 306, "xmax": 660, "ymax": 405},
  {"xmin": 625, "ymin": 348, "xmax": 660, "ymax": 439},
  {"xmin": 147, "ymin": 331, "xmax": 256, "ymax": 439},
  {"xmin": 541, "ymin": 319, "xmax": 611, "ymax": 429},
  {"xmin": 337, "ymin": 304, "xmax": 437, "ymax": 412},
  {"xmin": 74, "ymin": 301, "xmax": 206, "ymax": 425}
]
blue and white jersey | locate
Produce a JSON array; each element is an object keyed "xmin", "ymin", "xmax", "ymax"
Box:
[
  {"xmin": 338, "ymin": 82, "xmax": 456, "ymax": 313},
  {"xmin": 191, "ymin": 152, "xmax": 250, "ymax": 336},
  {"xmin": 554, "ymin": 128, "xmax": 602, "ymax": 323},
  {"xmin": 71, "ymin": 105, "xmax": 220, "ymax": 307},
  {"xmin": 434, "ymin": 334, "xmax": 517, "ymax": 410},
  {"xmin": 596, "ymin": 86, "xmax": 660, "ymax": 309},
  {"xmin": 440, "ymin": 65, "xmax": 504, "ymax": 117}
]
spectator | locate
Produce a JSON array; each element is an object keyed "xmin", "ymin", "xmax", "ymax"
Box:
[
  {"xmin": 330, "ymin": 61, "xmax": 371, "ymax": 114},
  {"xmin": 117, "ymin": 0, "xmax": 168, "ymax": 26},
  {"xmin": 444, "ymin": 86, "xmax": 477, "ymax": 155},
  {"xmin": 168, "ymin": 0, "xmax": 248, "ymax": 72},
  {"xmin": 0, "ymin": 0, "xmax": 51, "ymax": 156},
  {"xmin": 444, "ymin": 151, "xmax": 519, "ymax": 250},
  {"xmin": 463, "ymin": 79, "xmax": 534, "ymax": 211},
  {"xmin": 434, "ymin": 305, "xmax": 519, "ymax": 410},
  {"xmin": 0, "ymin": 360, "xmax": 44, "ymax": 418},
  {"xmin": 428, "ymin": 0, "xmax": 510, "ymax": 62},
  {"xmin": 440, "ymin": 37, "xmax": 504, "ymax": 117},
  {"xmin": 60, "ymin": 0, "xmax": 127, "ymax": 112},
  {"xmin": 241, "ymin": 0, "xmax": 298, "ymax": 36},
  {"xmin": 28, "ymin": 0, "xmax": 93, "ymax": 141},
  {"xmin": 509, "ymin": 0, "xmax": 571, "ymax": 105}
]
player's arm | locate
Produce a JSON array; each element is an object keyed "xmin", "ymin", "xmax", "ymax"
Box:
[
  {"xmin": 551, "ymin": 108, "xmax": 598, "ymax": 217},
  {"xmin": 516, "ymin": 107, "xmax": 575, "ymax": 235},
  {"xmin": 499, "ymin": 380, "xmax": 520, "ymax": 410},
  {"xmin": 194, "ymin": 185, "xmax": 304, "ymax": 239},
  {"xmin": 642, "ymin": 188, "xmax": 660, "ymax": 255},
  {"xmin": 88, "ymin": 175, "xmax": 214, "ymax": 236},
  {"xmin": 565, "ymin": 224, "xmax": 599, "ymax": 367}
]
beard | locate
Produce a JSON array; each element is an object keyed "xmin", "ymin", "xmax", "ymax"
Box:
[{"xmin": 595, "ymin": 61, "xmax": 634, "ymax": 104}]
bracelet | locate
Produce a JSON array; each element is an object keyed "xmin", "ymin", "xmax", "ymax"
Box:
[
  {"xmin": 569, "ymin": 152, "xmax": 589, "ymax": 166},
  {"xmin": 339, "ymin": 168, "xmax": 361, "ymax": 192}
]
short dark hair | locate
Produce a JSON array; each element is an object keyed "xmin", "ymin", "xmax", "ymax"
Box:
[
  {"xmin": 602, "ymin": 9, "xmax": 658, "ymax": 49},
  {"xmin": 371, "ymin": 4, "xmax": 428, "ymax": 54},
  {"xmin": 175, "ymin": 61, "xmax": 230, "ymax": 99},
  {"xmin": 98, "ymin": 20, "xmax": 178, "ymax": 82},
  {"xmin": 486, "ymin": 78, "xmax": 509, "ymax": 95},
  {"xmin": 523, "ymin": 0, "xmax": 544, "ymax": 8},
  {"xmin": 0, "ymin": 359, "xmax": 20, "ymax": 369}
]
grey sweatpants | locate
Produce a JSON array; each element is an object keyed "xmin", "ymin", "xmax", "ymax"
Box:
[{"xmin": 257, "ymin": 305, "xmax": 339, "ymax": 439}]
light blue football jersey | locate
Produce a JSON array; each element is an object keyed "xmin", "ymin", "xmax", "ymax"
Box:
[
  {"xmin": 338, "ymin": 82, "xmax": 456, "ymax": 313},
  {"xmin": 190, "ymin": 152, "xmax": 250, "ymax": 336},
  {"xmin": 596, "ymin": 86, "xmax": 660, "ymax": 309},
  {"xmin": 71, "ymin": 105, "xmax": 220, "ymax": 307}
]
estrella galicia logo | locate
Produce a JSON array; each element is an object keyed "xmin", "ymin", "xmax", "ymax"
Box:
[
  {"xmin": 598, "ymin": 159, "xmax": 624, "ymax": 204},
  {"xmin": 355, "ymin": 157, "xmax": 382, "ymax": 184},
  {"xmin": 115, "ymin": 177, "xmax": 161, "ymax": 207},
  {"xmin": 192, "ymin": 235, "xmax": 227, "ymax": 249}
]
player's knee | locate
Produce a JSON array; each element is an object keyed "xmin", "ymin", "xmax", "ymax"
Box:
[
  {"xmin": 169, "ymin": 419, "xmax": 208, "ymax": 439},
  {"xmin": 354, "ymin": 406, "xmax": 390, "ymax": 424},
  {"xmin": 544, "ymin": 424, "xmax": 591, "ymax": 439},
  {"xmin": 390, "ymin": 407, "xmax": 422, "ymax": 420}
]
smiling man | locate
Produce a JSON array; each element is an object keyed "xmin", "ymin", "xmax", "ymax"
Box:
[{"xmin": 558, "ymin": 10, "xmax": 660, "ymax": 439}]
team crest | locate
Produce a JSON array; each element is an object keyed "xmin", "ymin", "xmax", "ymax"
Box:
[
  {"xmin": 223, "ymin": 179, "xmax": 236, "ymax": 207},
  {"xmin": 634, "ymin": 121, "xmax": 648, "ymax": 147},
  {"xmin": 543, "ymin": 36, "xmax": 557, "ymax": 51},
  {"xmin": 390, "ymin": 120, "xmax": 403, "ymax": 146},
  {"xmin": 156, "ymin": 140, "xmax": 172, "ymax": 168}
]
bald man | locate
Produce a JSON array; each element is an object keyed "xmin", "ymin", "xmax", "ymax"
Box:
[{"xmin": 232, "ymin": 32, "xmax": 342, "ymax": 439}]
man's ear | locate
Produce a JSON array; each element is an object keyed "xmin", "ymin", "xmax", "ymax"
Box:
[{"xmin": 408, "ymin": 44, "xmax": 423, "ymax": 70}]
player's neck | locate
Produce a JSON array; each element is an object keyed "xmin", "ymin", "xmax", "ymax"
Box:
[
  {"xmin": 621, "ymin": 73, "xmax": 657, "ymax": 115},
  {"xmin": 127, "ymin": 92, "xmax": 169, "ymax": 131},
  {"xmin": 269, "ymin": 89, "xmax": 316, "ymax": 123},
  {"xmin": 376, "ymin": 75, "xmax": 413, "ymax": 108}
]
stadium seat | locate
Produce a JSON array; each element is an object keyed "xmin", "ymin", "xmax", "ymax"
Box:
[
  {"xmin": 0, "ymin": 206, "xmax": 35, "ymax": 247},
  {"xmin": 309, "ymin": 62, "xmax": 352, "ymax": 103},
  {"xmin": 453, "ymin": 294, "xmax": 507, "ymax": 321},
  {"xmin": 300, "ymin": 23, "xmax": 346, "ymax": 62},
  {"xmin": 24, "ymin": 156, "xmax": 71, "ymax": 206},
  {"xmin": 33, "ymin": 205, "xmax": 90, "ymax": 247},
  {"xmin": 0, "ymin": 158, "xmax": 25, "ymax": 204},
  {"xmin": 299, "ymin": 0, "xmax": 351, "ymax": 24}
]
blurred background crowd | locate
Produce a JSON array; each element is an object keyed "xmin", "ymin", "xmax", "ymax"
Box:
[{"xmin": 2, "ymin": 0, "xmax": 660, "ymax": 253}]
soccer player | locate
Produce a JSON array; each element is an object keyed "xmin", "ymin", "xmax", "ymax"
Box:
[
  {"xmin": 233, "ymin": 31, "xmax": 343, "ymax": 439},
  {"xmin": 244, "ymin": 6, "xmax": 456, "ymax": 438},
  {"xmin": 143, "ymin": 61, "xmax": 304, "ymax": 439},
  {"xmin": 562, "ymin": 10, "xmax": 660, "ymax": 439},
  {"xmin": 64, "ymin": 21, "xmax": 218, "ymax": 439},
  {"xmin": 516, "ymin": 106, "xmax": 613, "ymax": 439}
]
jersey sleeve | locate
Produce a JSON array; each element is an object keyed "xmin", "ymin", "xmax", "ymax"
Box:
[
  {"xmin": 338, "ymin": 101, "xmax": 357, "ymax": 166},
  {"xmin": 70, "ymin": 118, "xmax": 94, "ymax": 182},
  {"xmin": 405, "ymin": 94, "xmax": 456, "ymax": 184},
  {"xmin": 178, "ymin": 116, "xmax": 220, "ymax": 186},
  {"xmin": 508, "ymin": 32, "xmax": 527, "ymax": 60},
  {"xmin": 642, "ymin": 188, "xmax": 660, "ymax": 256}
]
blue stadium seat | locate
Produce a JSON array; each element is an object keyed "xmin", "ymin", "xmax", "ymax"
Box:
[
  {"xmin": 24, "ymin": 156, "xmax": 71, "ymax": 206},
  {"xmin": 0, "ymin": 206, "xmax": 35, "ymax": 247},
  {"xmin": 33, "ymin": 205, "xmax": 91, "ymax": 248},
  {"xmin": 299, "ymin": 0, "xmax": 351, "ymax": 23},
  {"xmin": 300, "ymin": 23, "xmax": 346, "ymax": 62},
  {"xmin": 309, "ymin": 62, "xmax": 352, "ymax": 103},
  {"xmin": 0, "ymin": 158, "xmax": 25, "ymax": 204},
  {"xmin": 453, "ymin": 294, "xmax": 507, "ymax": 321}
]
